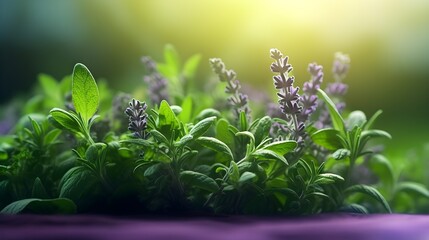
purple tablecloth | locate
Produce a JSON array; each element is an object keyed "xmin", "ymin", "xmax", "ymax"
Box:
[{"xmin": 1, "ymin": 214, "xmax": 429, "ymax": 240}]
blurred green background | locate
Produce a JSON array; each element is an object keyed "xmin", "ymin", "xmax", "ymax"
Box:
[{"xmin": 1, "ymin": 0, "xmax": 428, "ymax": 165}]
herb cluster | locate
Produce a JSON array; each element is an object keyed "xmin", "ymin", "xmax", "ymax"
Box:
[{"xmin": 0, "ymin": 46, "xmax": 428, "ymax": 215}]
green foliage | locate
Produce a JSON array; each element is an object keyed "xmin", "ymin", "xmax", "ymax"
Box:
[
  {"xmin": 1, "ymin": 198, "xmax": 76, "ymax": 214},
  {"xmin": 1, "ymin": 46, "xmax": 426, "ymax": 216}
]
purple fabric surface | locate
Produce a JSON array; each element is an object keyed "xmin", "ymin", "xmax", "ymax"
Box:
[{"xmin": 1, "ymin": 214, "xmax": 429, "ymax": 240}]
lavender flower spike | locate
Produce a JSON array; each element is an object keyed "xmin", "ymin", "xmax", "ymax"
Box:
[
  {"xmin": 209, "ymin": 58, "xmax": 251, "ymax": 122},
  {"xmin": 125, "ymin": 99, "xmax": 148, "ymax": 139},
  {"xmin": 299, "ymin": 63, "xmax": 324, "ymax": 122},
  {"xmin": 270, "ymin": 48, "xmax": 303, "ymax": 139}
]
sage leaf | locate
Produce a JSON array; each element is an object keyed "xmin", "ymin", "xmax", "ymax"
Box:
[
  {"xmin": 180, "ymin": 170, "xmax": 219, "ymax": 192},
  {"xmin": 72, "ymin": 63, "xmax": 99, "ymax": 122},
  {"xmin": 311, "ymin": 128, "xmax": 344, "ymax": 150},
  {"xmin": 189, "ymin": 116, "xmax": 216, "ymax": 139},
  {"xmin": 261, "ymin": 140, "xmax": 297, "ymax": 156},
  {"xmin": 196, "ymin": 137, "xmax": 234, "ymax": 161},
  {"xmin": 252, "ymin": 149, "xmax": 288, "ymax": 165}
]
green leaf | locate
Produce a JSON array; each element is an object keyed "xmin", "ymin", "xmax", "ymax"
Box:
[
  {"xmin": 345, "ymin": 184, "xmax": 392, "ymax": 213},
  {"xmin": 251, "ymin": 149, "xmax": 288, "ymax": 165},
  {"xmin": 59, "ymin": 166, "xmax": 98, "ymax": 202},
  {"xmin": 189, "ymin": 116, "xmax": 216, "ymax": 139},
  {"xmin": 49, "ymin": 108, "xmax": 82, "ymax": 134},
  {"xmin": 72, "ymin": 63, "xmax": 99, "ymax": 122},
  {"xmin": 253, "ymin": 116, "xmax": 272, "ymax": 145},
  {"xmin": 44, "ymin": 129, "xmax": 62, "ymax": 145},
  {"xmin": 170, "ymin": 105, "xmax": 182, "ymax": 115},
  {"xmin": 1, "ymin": 198, "xmax": 76, "ymax": 214},
  {"xmin": 364, "ymin": 110, "xmax": 383, "ymax": 131},
  {"xmin": 261, "ymin": 140, "xmax": 297, "ymax": 156},
  {"xmin": 346, "ymin": 110, "xmax": 367, "ymax": 130},
  {"xmin": 229, "ymin": 161, "xmax": 240, "ymax": 183},
  {"xmin": 150, "ymin": 129, "xmax": 170, "ymax": 145},
  {"xmin": 194, "ymin": 108, "xmax": 221, "ymax": 122},
  {"xmin": 239, "ymin": 111, "xmax": 248, "ymax": 131},
  {"xmin": 196, "ymin": 137, "xmax": 234, "ymax": 161},
  {"xmin": 332, "ymin": 148, "xmax": 351, "ymax": 160},
  {"xmin": 361, "ymin": 130, "xmax": 392, "ymax": 140},
  {"xmin": 180, "ymin": 170, "xmax": 219, "ymax": 192},
  {"xmin": 118, "ymin": 147, "xmax": 134, "ymax": 158},
  {"xmin": 157, "ymin": 100, "xmax": 180, "ymax": 129},
  {"xmin": 175, "ymin": 134, "xmax": 193, "ymax": 148},
  {"xmin": 317, "ymin": 89, "xmax": 346, "ymax": 134},
  {"xmin": 315, "ymin": 173, "xmax": 345, "ymax": 185},
  {"xmin": 395, "ymin": 182, "xmax": 429, "ymax": 198},
  {"xmin": 31, "ymin": 177, "xmax": 48, "ymax": 199},
  {"xmin": 311, "ymin": 128, "xmax": 344, "ymax": 150},
  {"xmin": 235, "ymin": 131, "xmax": 255, "ymax": 147},
  {"xmin": 216, "ymin": 118, "xmax": 235, "ymax": 149},
  {"xmin": 179, "ymin": 96, "xmax": 193, "ymax": 123},
  {"xmin": 239, "ymin": 171, "xmax": 257, "ymax": 184},
  {"xmin": 183, "ymin": 54, "xmax": 201, "ymax": 80}
]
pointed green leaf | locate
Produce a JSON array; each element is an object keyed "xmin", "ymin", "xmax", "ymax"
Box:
[
  {"xmin": 364, "ymin": 110, "xmax": 383, "ymax": 131},
  {"xmin": 31, "ymin": 177, "xmax": 48, "ymax": 199},
  {"xmin": 345, "ymin": 184, "xmax": 392, "ymax": 213},
  {"xmin": 316, "ymin": 173, "xmax": 345, "ymax": 185},
  {"xmin": 196, "ymin": 137, "xmax": 233, "ymax": 161},
  {"xmin": 180, "ymin": 170, "xmax": 219, "ymax": 192},
  {"xmin": 239, "ymin": 171, "xmax": 257, "ymax": 184},
  {"xmin": 239, "ymin": 111, "xmax": 248, "ymax": 131},
  {"xmin": 361, "ymin": 130, "xmax": 392, "ymax": 140},
  {"xmin": 175, "ymin": 134, "xmax": 193, "ymax": 148},
  {"xmin": 253, "ymin": 116, "xmax": 272, "ymax": 145},
  {"xmin": 311, "ymin": 128, "xmax": 344, "ymax": 150},
  {"xmin": 150, "ymin": 129, "xmax": 170, "ymax": 145},
  {"xmin": 49, "ymin": 108, "xmax": 82, "ymax": 134},
  {"xmin": 395, "ymin": 182, "xmax": 429, "ymax": 198},
  {"xmin": 252, "ymin": 149, "xmax": 288, "ymax": 165},
  {"xmin": 157, "ymin": 100, "xmax": 180, "ymax": 129},
  {"xmin": 262, "ymin": 140, "xmax": 297, "ymax": 155},
  {"xmin": 318, "ymin": 89, "xmax": 345, "ymax": 134},
  {"xmin": 216, "ymin": 118, "xmax": 235, "ymax": 148},
  {"xmin": 189, "ymin": 116, "xmax": 216, "ymax": 139},
  {"xmin": 229, "ymin": 161, "xmax": 240, "ymax": 183},
  {"xmin": 72, "ymin": 63, "xmax": 99, "ymax": 122},
  {"xmin": 194, "ymin": 108, "xmax": 221, "ymax": 122}
]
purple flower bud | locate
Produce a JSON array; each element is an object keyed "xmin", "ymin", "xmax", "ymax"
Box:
[{"xmin": 125, "ymin": 99, "xmax": 148, "ymax": 139}]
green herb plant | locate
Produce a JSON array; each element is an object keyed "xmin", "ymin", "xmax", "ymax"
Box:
[{"xmin": 0, "ymin": 46, "xmax": 428, "ymax": 215}]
